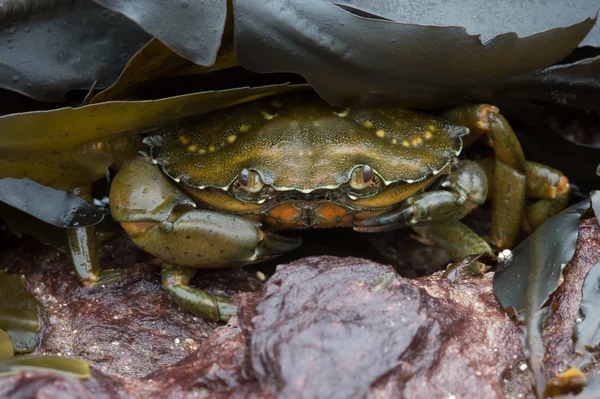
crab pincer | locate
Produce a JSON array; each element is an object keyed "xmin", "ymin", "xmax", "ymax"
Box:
[{"xmin": 110, "ymin": 157, "xmax": 300, "ymax": 320}]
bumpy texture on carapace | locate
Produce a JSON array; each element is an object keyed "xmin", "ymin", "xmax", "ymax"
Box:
[{"xmin": 144, "ymin": 94, "xmax": 467, "ymax": 191}]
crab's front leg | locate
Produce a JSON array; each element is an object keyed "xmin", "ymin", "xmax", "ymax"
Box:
[
  {"xmin": 110, "ymin": 157, "xmax": 301, "ymax": 320},
  {"xmin": 356, "ymin": 160, "xmax": 494, "ymax": 259}
]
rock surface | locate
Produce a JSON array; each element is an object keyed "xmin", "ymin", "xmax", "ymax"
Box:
[{"xmin": 0, "ymin": 218, "xmax": 599, "ymax": 398}]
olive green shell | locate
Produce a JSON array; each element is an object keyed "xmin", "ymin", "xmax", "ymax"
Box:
[{"xmin": 144, "ymin": 94, "xmax": 467, "ymax": 192}]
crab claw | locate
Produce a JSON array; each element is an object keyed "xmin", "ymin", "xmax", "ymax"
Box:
[
  {"xmin": 354, "ymin": 190, "xmax": 471, "ymax": 233},
  {"xmin": 353, "ymin": 207, "xmax": 414, "ymax": 232},
  {"xmin": 111, "ymin": 156, "xmax": 302, "ymax": 267},
  {"xmin": 253, "ymin": 231, "xmax": 302, "ymax": 262}
]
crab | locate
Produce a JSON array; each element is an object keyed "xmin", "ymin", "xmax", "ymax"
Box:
[{"xmin": 103, "ymin": 93, "xmax": 570, "ymax": 321}]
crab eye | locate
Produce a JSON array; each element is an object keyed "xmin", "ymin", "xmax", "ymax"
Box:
[
  {"xmin": 349, "ymin": 165, "xmax": 375, "ymax": 190},
  {"xmin": 362, "ymin": 165, "xmax": 374, "ymax": 183},
  {"xmin": 236, "ymin": 168, "xmax": 264, "ymax": 193},
  {"xmin": 347, "ymin": 165, "xmax": 384, "ymax": 198}
]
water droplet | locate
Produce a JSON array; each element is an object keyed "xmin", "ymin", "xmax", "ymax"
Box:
[
  {"xmin": 24, "ymin": 28, "xmax": 30, "ymax": 33},
  {"xmin": 12, "ymin": 75, "xmax": 19, "ymax": 82},
  {"xmin": 181, "ymin": 0, "xmax": 189, "ymax": 7},
  {"xmin": 8, "ymin": 24, "xmax": 16, "ymax": 34},
  {"xmin": 7, "ymin": 45, "xmax": 13, "ymax": 49},
  {"xmin": 101, "ymin": 57, "xmax": 107, "ymax": 63},
  {"xmin": 27, "ymin": 83, "xmax": 32, "ymax": 88},
  {"xmin": 47, "ymin": 27, "xmax": 52, "ymax": 33}
]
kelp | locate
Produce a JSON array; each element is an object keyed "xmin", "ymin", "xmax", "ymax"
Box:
[
  {"xmin": 0, "ymin": 0, "xmax": 150, "ymax": 101},
  {"xmin": 0, "ymin": 271, "xmax": 44, "ymax": 354},
  {"xmin": 0, "ymin": 204, "xmax": 71, "ymax": 252},
  {"xmin": 91, "ymin": 0, "xmax": 226, "ymax": 66},
  {"xmin": 0, "ymin": 178, "xmax": 103, "ymax": 228},
  {"xmin": 0, "ymin": 309, "xmax": 89, "ymax": 379},
  {"xmin": 332, "ymin": 0, "xmax": 599, "ymax": 47},
  {"xmin": 90, "ymin": 34, "xmax": 237, "ymax": 104},
  {"xmin": 234, "ymin": 0, "xmax": 596, "ymax": 108},
  {"xmin": 2, "ymin": 0, "xmax": 598, "ymax": 107},
  {"xmin": 497, "ymin": 55, "xmax": 600, "ymax": 113},
  {"xmin": 592, "ymin": 190, "xmax": 600, "ymax": 217},
  {"xmin": 0, "ymin": 84, "xmax": 302, "ymax": 190},
  {"xmin": 494, "ymin": 200, "xmax": 590, "ymax": 398},
  {"xmin": 0, "ymin": 356, "xmax": 90, "ymax": 379},
  {"xmin": 0, "ymin": 330, "xmax": 13, "ymax": 359}
]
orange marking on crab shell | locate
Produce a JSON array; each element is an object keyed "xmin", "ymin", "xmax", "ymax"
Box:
[
  {"xmin": 269, "ymin": 204, "xmax": 301, "ymax": 223},
  {"xmin": 120, "ymin": 221, "xmax": 157, "ymax": 235},
  {"xmin": 315, "ymin": 203, "xmax": 349, "ymax": 222}
]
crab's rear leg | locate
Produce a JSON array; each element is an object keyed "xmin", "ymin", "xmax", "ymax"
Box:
[
  {"xmin": 442, "ymin": 104, "xmax": 531, "ymax": 249},
  {"xmin": 477, "ymin": 158, "xmax": 570, "ymax": 232},
  {"xmin": 110, "ymin": 157, "xmax": 301, "ymax": 321},
  {"xmin": 162, "ymin": 263, "xmax": 236, "ymax": 322},
  {"xmin": 412, "ymin": 221, "xmax": 494, "ymax": 261}
]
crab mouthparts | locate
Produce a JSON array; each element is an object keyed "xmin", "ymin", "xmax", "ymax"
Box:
[{"xmin": 264, "ymin": 201, "xmax": 355, "ymax": 228}]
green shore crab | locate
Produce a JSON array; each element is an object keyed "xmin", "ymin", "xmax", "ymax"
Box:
[{"xmin": 103, "ymin": 93, "xmax": 570, "ymax": 321}]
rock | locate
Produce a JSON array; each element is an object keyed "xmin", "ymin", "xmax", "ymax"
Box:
[
  {"xmin": 1, "ymin": 219, "xmax": 599, "ymax": 398},
  {"xmin": 247, "ymin": 256, "xmax": 521, "ymax": 399},
  {"xmin": 542, "ymin": 218, "xmax": 600, "ymax": 376}
]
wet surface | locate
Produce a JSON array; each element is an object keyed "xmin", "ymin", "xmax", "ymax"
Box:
[
  {"xmin": 0, "ymin": 218, "xmax": 598, "ymax": 398},
  {"xmin": 247, "ymin": 256, "xmax": 521, "ymax": 399},
  {"xmin": 542, "ymin": 218, "xmax": 600, "ymax": 376},
  {"xmin": 0, "ymin": 230, "xmax": 260, "ymax": 379}
]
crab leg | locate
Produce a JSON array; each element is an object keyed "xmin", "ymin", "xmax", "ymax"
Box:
[
  {"xmin": 162, "ymin": 263, "xmax": 236, "ymax": 321},
  {"xmin": 412, "ymin": 221, "xmax": 492, "ymax": 261},
  {"xmin": 443, "ymin": 104, "xmax": 527, "ymax": 248},
  {"xmin": 67, "ymin": 185, "xmax": 124, "ymax": 286},
  {"xmin": 64, "ymin": 185, "xmax": 100, "ymax": 284},
  {"xmin": 477, "ymin": 158, "xmax": 570, "ymax": 232},
  {"xmin": 66, "ymin": 226, "xmax": 100, "ymax": 284}
]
